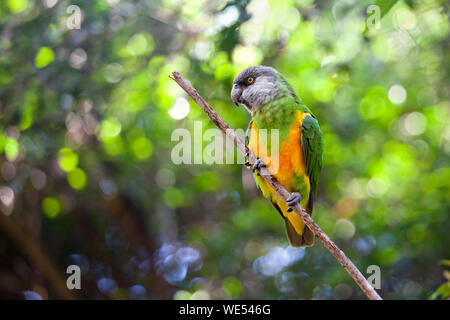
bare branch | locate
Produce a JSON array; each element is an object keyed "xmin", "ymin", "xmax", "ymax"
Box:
[
  {"xmin": 0, "ymin": 213, "xmax": 76, "ymax": 300},
  {"xmin": 170, "ymin": 71, "xmax": 382, "ymax": 300}
]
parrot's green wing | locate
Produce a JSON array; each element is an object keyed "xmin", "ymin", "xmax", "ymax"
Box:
[{"xmin": 301, "ymin": 115, "xmax": 324, "ymax": 213}]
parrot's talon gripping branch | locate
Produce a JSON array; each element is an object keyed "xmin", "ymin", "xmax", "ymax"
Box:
[
  {"xmin": 253, "ymin": 158, "xmax": 266, "ymax": 176},
  {"xmin": 244, "ymin": 150, "xmax": 252, "ymax": 169},
  {"xmin": 169, "ymin": 71, "xmax": 382, "ymax": 301},
  {"xmin": 286, "ymin": 192, "xmax": 302, "ymax": 212},
  {"xmin": 252, "ymin": 158, "xmax": 266, "ymax": 172}
]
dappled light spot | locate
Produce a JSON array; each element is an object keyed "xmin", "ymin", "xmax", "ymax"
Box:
[
  {"xmin": 58, "ymin": 148, "xmax": 78, "ymax": 172},
  {"xmin": 191, "ymin": 289, "xmax": 210, "ymax": 300},
  {"xmin": 334, "ymin": 219, "xmax": 355, "ymax": 240},
  {"xmin": 358, "ymin": 86, "xmax": 389, "ymax": 119},
  {"xmin": 128, "ymin": 285, "xmax": 147, "ymax": 300},
  {"xmin": 222, "ymin": 276, "xmax": 242, "ymax": 298},
  {"xmin": 4, "ymin": 137, "xmax": 19, "ymax": 161},
  {"xmin": 232, "ymin": 46, "xmax": 263, "ymax": 68},
  {"xmin": 65, "ymin": 112, "xmax": 83, "ymax": 133},
  {"xmin": 99, "ymin": 179, "xmax": 118, "ymax": 197},
  {"xmin": 67, "ymin": 168, "xmax": 87, "ymax": 190},
  {"xmin": 400, "ymin": 112, "xmax": 427, "ymax": 136},
  {"xmin": 20, "ymin": 91, "xmax": 38, "ymax": 130},
  {"xmin": 97, "ymin": 277, "xmax": 118, "ymax": 296},
  {"xmin": 275, "ymin": 272, "xmax": 298, "ymax": 293},
  {"xmin": 69, "ymin": 48, "xmax": 88, "ymax": 69},
  {"xmin": 232, "ymin": 210, "xmax": 255, "ymax": 231},
  {"xmin": 45, "ymin": 0, "xmax": 58, "ymax": 8},
  {"xmin": 311, "ymin": 76, "xmax": 335, "ymax": 102},
  {"xmin": 366, "ymin": 177, "xmax": 390, "ymax": 198},
  {"xmin": 61, "ymin": 94, "xmax": 74, "ymax": 110},
  {"xmin": 388, "ymin": 84, "xmax": 407, "ymax": 104},
  {"xmin": 105, "ymin": 63, "xmax": 124, "ymax": 83},
  {"xmin": 35, "ymin": 47, "xmax": 55, "ymax": 69},
  {"xmin": 99, "ymin": 118, "xmax": 122, "ymax": 139},
  {"xmin": 377, "ymin": 247, "xmax": 399, "ymax": 265},
  {"xmin": 155, "ymin": 243, "xmax": 202, "ymax": 285},
  {"xmin": 169, "ymin": 97, "xmax": 190, "ymax": 120},
  {"xmin": 163, "ymin": 188, "xmax": 184, "ymax": 208},
  {"xmin": 393, "ymin": 8, "xmax": 417, "ymax": 31},
  {"xmin": 30, "ymin": 169, "xmax": 47, "ymax": 190},
  {"xmin": 253, "ymin": 246, "xmax": 305, "ymax": 277},
  {"xmin": 110, "ymin": 14, "xmax": 124, "ymax": 31},
  {"xmin": 320, "ymin": 55, "xmax": 336, "ymax": 68},
  {"xmin": 191, "ymin": 41, "xmax": 212, "ymax": 61},
  {"xmin": 334, "ymin": 30, "xmax": 363, "ymax": 62},
  {"xmin": 243, "ymin": 241, "xmax": 264, "ymax": 261},
  {"xmin": 346, "ymin": 178, "xmax": 368, "ymax": 200},
  {"xmin": 0, "ymin": 186, "xmax": 15, "ymax": 216},
  {"xmin": 1, "ymin": 162, "xmax": 16, "ymax": 181},
  {"xmin": 22, "ymin": 291, "xmax": 43, "ymax": 300},
  {"xmin": 215, "ymin": 5, "xmax": 239, "ymax": 30},
  {"xmin": 174, "ymin": 290, "xmax": 191, "ymax": 300},
  {"xmin": 102, "ymin": 136, "xmax": 124, "ymax": 156},
  {"xmin": 333, "ymin": 197, "xmax": 359, "ymax": 218},
  {"xmin": 353, "ymin": 236, "xmax": 377, "ymax": 255},
  {"xmin": 42, "ymin": 197, "xmax": 61, "ymax": 218},
  {"xmin": 278, "ymin": 7, "xmax": 300, "ymax": 31},
  {"xmin": 7, "ymin": 0, "xmax": 29, "ymax": 14},
  {"xmin": 68, "ymin": 254, "xmax": 89, "ymax": 274},
  {"xmin": 130, "ymin": 137, "xmax": 153, "ymax": 160},
  {"xmin": 126, "ymin": 33, "xmax": 154, "ymax": 56}
]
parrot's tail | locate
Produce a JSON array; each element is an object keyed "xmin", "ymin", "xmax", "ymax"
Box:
[
  {"xmin": 284, "ymin": 218, "xmax": 315, "ymax": 248},
  {"xmin": 270, "ymin": 199, "xmax": 315, "ymax": 247}
]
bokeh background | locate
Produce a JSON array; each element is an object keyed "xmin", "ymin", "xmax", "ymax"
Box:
[{"xmin": 0, "ymin": 0, "xmax": 449, "ymax": 300}]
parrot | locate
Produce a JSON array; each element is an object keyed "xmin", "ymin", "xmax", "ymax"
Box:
[{"xmin": 231, "ymin": 66, "xmax": 323, "ymax": 247}]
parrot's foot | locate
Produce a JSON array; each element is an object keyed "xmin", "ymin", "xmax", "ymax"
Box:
[
  {"xmin": 244, "ymin": 150, "xmax": 251, "ymax": 168},
  {"xmin": 252, "ymin": 158, "xmax": 266, "ymax": 176},
  {"xmin": 286, "ymin": 192, "xmax": 301, "ymax": 212}
]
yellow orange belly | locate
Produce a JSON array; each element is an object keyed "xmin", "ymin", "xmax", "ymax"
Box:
[{"xmin": 248, "ymin": 111, "xmax": 311, "ymax": 234}]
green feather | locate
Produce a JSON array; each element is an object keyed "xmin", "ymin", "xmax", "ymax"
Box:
[{"xmin": 301, "ymin": 115, "xmax": 324, "ymax": 205}]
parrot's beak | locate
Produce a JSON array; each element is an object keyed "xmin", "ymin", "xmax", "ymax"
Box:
[{"xmin": 231, "ymin": 84, "xmax": 242, "ymax": 107}]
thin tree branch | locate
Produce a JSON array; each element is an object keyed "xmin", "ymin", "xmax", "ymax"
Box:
[
  {"xmin": 170, "ymin": 71, "xmax": 382, "ymax": 301},
  {"xmin": 0, "ymin": 213, "xmax": 76, "ymax": 300}
]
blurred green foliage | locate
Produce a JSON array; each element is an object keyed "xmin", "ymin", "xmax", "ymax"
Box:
[{"xmin": 0, "ymin": 0, "xmax": 448, "ymax": 300}]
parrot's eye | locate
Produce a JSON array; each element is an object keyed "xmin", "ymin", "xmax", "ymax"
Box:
[{"xmin": 247, "ymin": 77, "xmax": 254, "ymax": 84}]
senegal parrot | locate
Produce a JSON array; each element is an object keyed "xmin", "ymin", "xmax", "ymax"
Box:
[{"xmin": 231, "ymin": 66, "xmax": 324, "ymax": 247}]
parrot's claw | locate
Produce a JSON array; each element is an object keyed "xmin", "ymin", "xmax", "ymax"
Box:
[
  {"xmin": 244, "ymin": 150, "xmax": 251, "ymax": 168},
  {"xmin": 252, "ymin": 158, "xmax": 266, "ymax": 173},
  {"xmin": 286, "ymin": 192, "xmax": 301, "ymax": 212}
]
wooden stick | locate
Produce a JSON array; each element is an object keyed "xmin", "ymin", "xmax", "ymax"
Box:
[
  {"xmin": 0, "ymin": 213, "xmax": 76, "ymax": 300},
  {"xmin": 170, "ymin": 71, "xmax": 382, "ymax": 300}
]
